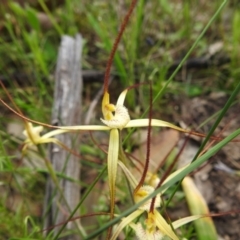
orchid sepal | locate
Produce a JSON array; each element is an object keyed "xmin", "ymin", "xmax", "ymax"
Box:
[
  {"xmin": 108, "ymin": 128, "xmax": 120, "ymax": 216},
  {"xmin": 110, "ymin": 209, "xmax": 143, "ymax": 240},
  {"xmin": 125, "ymin": 119, "xmax": 186, "ymax": 132}
]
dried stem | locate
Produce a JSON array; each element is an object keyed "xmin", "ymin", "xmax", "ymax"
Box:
[{"xmin": 0, "ymin": 81, "xmax": 23, "ymax": 115}]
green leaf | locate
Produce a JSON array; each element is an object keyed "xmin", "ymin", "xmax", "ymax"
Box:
[
  {"xmin": 26, "ymin": 7, "xmax": 40, "ymax": 32},
  {"xmin": 9, "ymin": 2, "xmax": 25, "ymax": 17}
]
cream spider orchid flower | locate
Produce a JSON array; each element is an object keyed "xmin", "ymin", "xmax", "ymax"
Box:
[
  {"xmin": 22, "ymin": 122, "xmax": 69, "ymax": 152},
  {"xmin": 133, "ymin": 210, "xmax": 178, "ymax": 240},
  {"xmin": 131, "ymin": 210, "xmax": 203, "ymax": 240},
  {"xmin": 111, "ymin": 161, "xmax": 202, "ymax": 240},
  {"xmin": 110, "ymin": 162, "xmax": 175, "ymax": 240},
  {"xmin": 52, "ymin": 89, "xmax": 188, "ymax": 218},
  {"xmin": 99, "ymin": 89, "xmax": 186, "ymax": 218},
  {"xmin": 19, "ymin": 89, "xmax": 198, "ymax": 237}
]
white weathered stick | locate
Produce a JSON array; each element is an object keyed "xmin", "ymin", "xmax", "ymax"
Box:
[{"xmin": 43, "ymin": 34, "xmax": 83, "ymax": 239}]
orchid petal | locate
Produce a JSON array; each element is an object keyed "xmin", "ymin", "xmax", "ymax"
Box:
[
  {"xmin": 102, "ymin": 91, "xmax": 116, "ymax": 121},
  {"xmin": 125, "ymin": 119, "xmax": 187, "ymax": 133},
  {"xmin": 111, "ymin": 209, "xmax": 143, "ymax": 240},
  {"xmin": 116, "ymin": 89, "xmax": 128, "ymax": 105},
  {"xmin": 54, "ymin": 125, "xmax": 110, "ymax": 131},
  {"xmin": 172, "ymin": 215, "xmax": 203, "ymax": 229},
  {"xmin": 108, "ymin": 129, "xmax": 119, "ymax": 216},
  {"xmin": 154, "ymin": 210, "xmax": 179, "ymax": 240},
  {"xmin": 118, "ymin": 161, "xmax": 138, "ymax": 188},
  {"xmin": 102, "ymin": 92, "xmax": 113, "ymax": 120},
  {"xmin": 42, "ymin": 129, "xmax": 73, "ymax": 138},
  {"xmin": 25, "ymin": 137, "xmax": 57, "ymax": 145}
]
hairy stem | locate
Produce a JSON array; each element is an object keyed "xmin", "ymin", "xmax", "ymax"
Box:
[{"xmin": 103, "ymin": 0, "xmax": 138, "ymax": 93}]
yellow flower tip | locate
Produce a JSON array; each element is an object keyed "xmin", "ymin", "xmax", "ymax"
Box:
[
  {"xmin": 146, "ymin": 172, "xmax": 160, "ymax": 188},
  {"xmin": 102, "ymin": 92, "xmax": 110, "ymax": 106},
  {"xmin": 133, "ymin": 185, "xmax": 161, "ymax": 210},
  {"xmin": 101, "ymin": 105, "xmax": 130, "ymax": 129},
  {"xmin": 102, "ymin": 92, "xmax": 111, "ymax": 119}
]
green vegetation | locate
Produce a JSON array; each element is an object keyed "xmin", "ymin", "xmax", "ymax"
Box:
[{"xmin": 0, "ymin": 0, "xmax": 240, "ymax": 239}]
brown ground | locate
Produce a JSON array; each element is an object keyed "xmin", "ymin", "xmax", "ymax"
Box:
[{"xmin": 177, "ymin": 92, "xmax": 240, "ymax": 240}]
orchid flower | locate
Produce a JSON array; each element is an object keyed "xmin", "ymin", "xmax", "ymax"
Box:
[
  {"xmin": 22, "ymin": 122, "xmax": 70, "ymax": 152},
  {"xmin": 21, "ymin": 89, "xmax": 189, "ymax": 219},
  {"xmin": 52, "ymin": 89, "xmax": 188, "ymax": 217},
  {"xmin": 130, "ymin": 211, "xmax": 203, "ymax": 240},
  {"xmin": 20, "ymin": 89, "xmax": 202, "ymax": 240},
  {"xmin": 110, "ymin": 161, "xmax": 203, "ymax": 240}
]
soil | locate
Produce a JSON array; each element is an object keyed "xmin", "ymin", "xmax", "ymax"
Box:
[{"xmin": 176, "ymin": 92, "xmax": 240, "ymax": 240}]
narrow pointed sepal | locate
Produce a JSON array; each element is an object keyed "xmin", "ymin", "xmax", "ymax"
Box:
[
  {"xmin": 116, "ymin": 89, "xmax": 128, "ymax": 105},
  {"xmin": 108, "ymin": 129, "xmax": 119, "ymax": 216},
  {"xmin": 110, "ymin": 209, "xmax": 143, "ymax": 240},
  {"xmin": 125, "ymin": 119, "xmax": 187, "ymax": 133},
  {"xmin": 154, "ymin": 210, "xmax": 179, "ymax": 240}
]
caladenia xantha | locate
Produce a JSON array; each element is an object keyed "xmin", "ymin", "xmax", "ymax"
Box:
[
  {"xmin": 3, "ymin": 85, "xmax": 238, "ymax": 239},
  {"xmin": 0, "ymin": 80, "xmax": 195, "ymax": 216},
  {"xmin": 45, "ymin": 87, "xmax": 192, "ymax": 226},
  {"xmin": 109, "ymin": 161, "xmax": 204, "ymax": 240},
  {"xmin": 1, "ymin": 0, "xmax": 237, "ymax": 239}
]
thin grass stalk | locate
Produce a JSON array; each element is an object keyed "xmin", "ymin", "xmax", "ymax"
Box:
[{"xmin": 38, "ymin": 0, "xmax": 63, "ymax": 35}]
